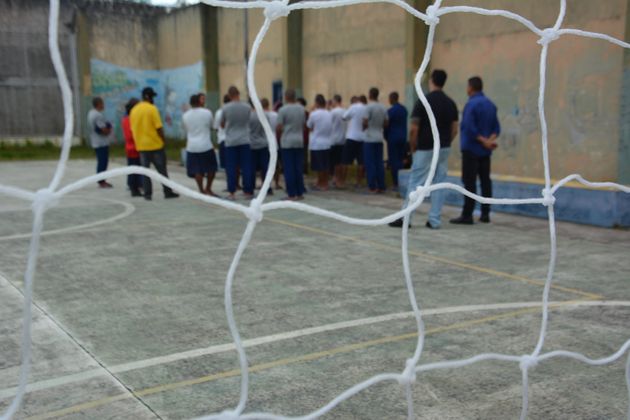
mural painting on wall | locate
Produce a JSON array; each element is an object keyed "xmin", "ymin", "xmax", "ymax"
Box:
[{"xmin": 91, "ymin": 59, "xmax": 205, "ymax": 140}]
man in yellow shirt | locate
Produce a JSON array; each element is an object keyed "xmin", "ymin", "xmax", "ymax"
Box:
[{"xmin": 130, "ymin": 87, "xmax": 179, "ymax": 200}]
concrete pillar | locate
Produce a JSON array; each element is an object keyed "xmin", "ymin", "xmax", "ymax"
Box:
[
  {"xmin": 201, "ymin": 4, "xmax": 220, "ymax": 111},
  {"xmin": 404, "ymin": 0, "xmax": 431, "ymax": 112},
  {"xmin": 283, "ymin": 10, "xmax": 303, "ymax": 97},
  {"xmin": 618, "ymin": 0, "xmax": 630, "ymax": 184},
  {"xmin": 76, "ymin": 7, "xmax": 92, "ymax": 143}
]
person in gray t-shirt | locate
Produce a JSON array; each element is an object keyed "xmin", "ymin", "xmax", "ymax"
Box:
[
  {"xmin": 361, "ymin": 87, "xmax": 389, "ymax": 192},
  {"xmin": 220, "ymin": 86, "xmax": 254, "ymax": 198},
  {"xmin": 249, "ymin": 105, "xmax": 273, "ymax": 193},
  {"xmin": 87, "ymin": 97, "xmax": 113, "ymax": 188},
  {"xmin": 276, "ymin": 89, "xmax": 306, "ymax": 199}
]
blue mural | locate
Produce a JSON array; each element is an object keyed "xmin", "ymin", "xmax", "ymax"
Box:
[{"xmin": 90, "ymin": 59, "xmax": 205, "ymax": 139}]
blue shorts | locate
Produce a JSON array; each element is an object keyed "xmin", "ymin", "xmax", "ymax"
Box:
[
  {"xmin": 310, "ymin": 149, "xmax": 330, "ymax": 172},
  {"xmin": 342, "ymin": 139, "xmax": 364, "ymax": 165},
  {"xmin": 186, "ymin": 149, "xmax": 217, "ymax": 177},
  {"xmin": 329, "ymin": 145, "xmax": 344, "ymax": 169}
]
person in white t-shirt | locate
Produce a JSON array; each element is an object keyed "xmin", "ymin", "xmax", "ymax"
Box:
[
  {"xmin": 213, "ymin": 94, "xmax": 230, "ymax": 170},
  {"xmin": 261, "ymin": 97, "xmax": 281, "ymax": 190},
  {"xmin": 182, "ymin": 94, "xmax": 217, "ymax": 195},
  {"xmin": 307, "ymin": 94, "xmax": 333, "ymax": 191},
  {"xmin": 329, "ymin": 94, "xmax": 347, "ymax": 188},
  {"xmin": 342, "ymin": 95, "xmax": 367, "ymax": 188}
]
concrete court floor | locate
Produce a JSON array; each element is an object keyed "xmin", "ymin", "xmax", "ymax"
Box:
[{"xmin": 0, "ymin": 159, "xmax": 629, "ymax": 420}]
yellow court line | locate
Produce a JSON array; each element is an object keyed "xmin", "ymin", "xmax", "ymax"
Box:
[
  {"xmin": 27, "ymin": 304, "xmax": 573, "ymax": 420},
  {"xmin": 264, "ymin": 216, "xmax": 602, "ymax": 300}
]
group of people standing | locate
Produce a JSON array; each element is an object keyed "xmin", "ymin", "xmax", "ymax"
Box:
[
  {"xmin": 88, "ymin": 86, "xmax": 180, "ymax": 201},
  {"xmin": 88, "ymin": 70, "xmax": 500, "ymax": 228}
]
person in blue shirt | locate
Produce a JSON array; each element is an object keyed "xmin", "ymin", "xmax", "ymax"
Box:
[
  {"xmin": 450, "ymin": 76, "xmax": 500, "ymax": 225},
  {"xmin": 384, "ymin": 92, "xmax": 408, "ymax": 189}
]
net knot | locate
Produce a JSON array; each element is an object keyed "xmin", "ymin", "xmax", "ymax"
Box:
[
  {"xmin": 538, "ymin": 28, "xmax": 560, "ymax": 45},
  {"xmin": 541, "ymin": 188, "xmax": 556, "ymax": 207},
  {"xmin": 398, "ymin": 358, "xmax": 417, "ymax": 386},
  {"xmin": 32, "ymin": 188, "xmax": 59, "ymax": 213},
  {"xmin": 247, "ymin": 200, "xmax": 264, "ymax": 223},
  {"xmin": 264, "ymin": 1, "xmax": 290, "ymax": 21},
  {"xmin": 424, "ymin": 5, "xmax": 440, "ymax": 26},
  {"xmin": 519, "ymin": 355, "xmax": 539, "ymax": 371},
  {"xmin": 219, "ymin": 410, "xmax": 239, "ymax": 420}
]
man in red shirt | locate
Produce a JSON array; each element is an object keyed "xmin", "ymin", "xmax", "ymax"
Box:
[{"xmin": 122, "ymin": 98, "xmax": 143, "ymax": 197}]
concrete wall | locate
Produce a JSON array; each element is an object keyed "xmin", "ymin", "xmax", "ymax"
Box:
[
  {"xmin": 302, "ymin": 3, "xmax": 407, "ymax": 107},
  {"xmin": 216, "ymin": 8, "xmax": 284, "ymax": 104},
  {"xmin": 431, "ymin": 0, "xmax": 628, "ymax": 182},
  {"xmin": 86, "ymin": 4, "xmax": 159, "ymax": 70},
  {"xmin": 0, "ymin": 0, "xmax": 75, "ymax": 140},
  {"xmin": 157, "ymin": 6, "xmax": 203, "ymax": 70}
]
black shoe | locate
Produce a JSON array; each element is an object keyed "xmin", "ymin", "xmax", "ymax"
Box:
[
  {"xmin": 479, "ymin": 214, "xmax": 490, "ymax": 223},
  {"xmin": 144, "ymin": 195, "xmax": 152, "ymax": 201},
  {"xmin": 450, "ymin": 216, "xmax": 474, "ymax": 225},
  {"xmin": 388, "ymin": 218, "xmax": 411, "ymax": 228},
  {"xmin": 425, "ymin": 221, "xmax": 437, "ymax": 229},
  {"xmin": 164, "ymin": 192, "xmax": 180, "ymax": 199},
  {"xmin": 131, "ymin": 189, "xmax": 143, "ymax": 197}
]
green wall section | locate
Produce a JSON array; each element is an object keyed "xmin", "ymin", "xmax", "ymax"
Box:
[{"xmin": 202, "ymin": 5, "xmax": 221, "ymax": 111}]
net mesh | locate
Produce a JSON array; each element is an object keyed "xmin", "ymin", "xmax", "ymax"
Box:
[{"xmin": 1, "ymin": 0, "xmax": 630, "ymax": 419}]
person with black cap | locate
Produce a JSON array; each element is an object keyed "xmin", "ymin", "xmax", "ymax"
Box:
[{"xmin": 130, "ymin": 86, "xmax": 179, "ymax": 201}]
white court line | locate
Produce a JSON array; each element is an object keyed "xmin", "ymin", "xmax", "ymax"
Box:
[
  {"xmin": 1, "ymin": 299, "xmax": 629, "ymax": 400},
  {"xmin": 0, "ymin": 198, "xmax": 135, "ymax": 241}
]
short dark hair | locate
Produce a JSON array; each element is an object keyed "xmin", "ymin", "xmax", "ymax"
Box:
[
  {"xmin": 468, "ymin": 76, "xmax": 483, "ymax": 92},
  {"xmin": 350, "ymin": 96, "xmax": 358, "ymax": 104},
  {"xmin": 228, "ymin": 86, "xmax": 240, "ymax": 97},
  {"xmin": 223, "ymin": 94, "xmax": 231, "ymax": 104},
  {"xmin": 297, "ymin": 97, "xmax": 307, "ymax": 107},
  {"xmin": 125, "ymin": 98, "xmax": 139, "ymax": 115},
  {"xmin": 315, "ymin": 94, "xmax": 326, "ymax": 108},
  {"xmin": 285, "ymin": 88, "xmax": 296, "ymax": 101},
  {"xmin": 92, "ymin": 97, "xmax": 103, "ymax": 108},
  {"xmin": 389, "ymin": 91, "xmax": 399, "ymax": 102},
  {"xmin": 431, "ymin": 69, "xmax": 447, "ymax": 88},
  {"xmin": 333, "ymin": 94, "xmax": 342, "ymax": 104},
  {"xmin": 261, "ymin": 98, "xmax": 270, "ymax": 109},
  {"xmin": 189, "ymin": 94, "xmax": 200, "ymax": 107},
  {"xmin": 369, "ymin": 87, "xmax": 379, "ymax": 100},
  {"xmin": 359, "ymin": 95, "xmax": 367, "ymax": 104}
]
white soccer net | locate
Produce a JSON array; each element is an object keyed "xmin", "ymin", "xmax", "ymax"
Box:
[{"xmin": 1, "ymin": 0, "xmax": 630, "ymax": 419}]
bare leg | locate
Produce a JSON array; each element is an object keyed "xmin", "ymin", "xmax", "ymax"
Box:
[
  {"xmin": 194, "ymin": 174, "xmax": 204, "ymax": 193},
  {"xmin": 205, "ymin": 172, "xmax": 217, "ymax": 196},
  {"xmin": 334, "ymin": 165, "xmax": 345, "ymax": 188}
]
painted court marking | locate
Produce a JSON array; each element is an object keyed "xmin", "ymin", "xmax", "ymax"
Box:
[
  {"xmin": 264, "ymin": 216, "xmax": 603, "ymax": 300},
  {"xmin": 2, "ymin": 300, "xmax": 628, "ymax": 402},
  {"xmin": 18, "ymin": 300, "xmax": 630, "ymax": 420},
  {"xmin": 0, "ymin": 197, "xmax": 135, "ymax": 241}
]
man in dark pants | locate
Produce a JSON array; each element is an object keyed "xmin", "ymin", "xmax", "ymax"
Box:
[
  {"xmin": 451, "ymin": 76, "xmax": 500, "ymax": 224},
  {"xmin": 220, "ymin": 86, "xmax": 254, "ymax": 200},
  {"xmin": 87, "ymin": 97, "xmax": 113, "ymax": 188},
  {"xmin": 130, "ymin": 86, "xmax": 179, "ymax": 201},
  {"xmin": 384, "ymin": 91, "xmax": 408, "ymax": 190}
]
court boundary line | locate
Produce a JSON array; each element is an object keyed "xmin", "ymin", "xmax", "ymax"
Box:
[
  {"xmin": 20, "ymin": 300, "xmax": 630, "ymax": 420},
  {"xmin": 0, "ymin": 197, "xmax": 135, "ymax": 241},
  {"xmin": 4, "ymin": 300, "xmax": 628, "ymax": 402}
]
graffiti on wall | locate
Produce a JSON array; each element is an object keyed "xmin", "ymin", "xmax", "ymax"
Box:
[{"xmin": 90, "ymin": 59, "xmax": 205, "ymax": 139}]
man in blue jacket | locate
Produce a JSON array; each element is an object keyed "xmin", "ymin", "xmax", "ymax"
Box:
[
  {"xmin": 451, "ymin": 76, "xmax": 500, "ymax": 225},
  {"xmin": 384, "ymin": 91, "xmax": 408, "ymax": 189}
]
